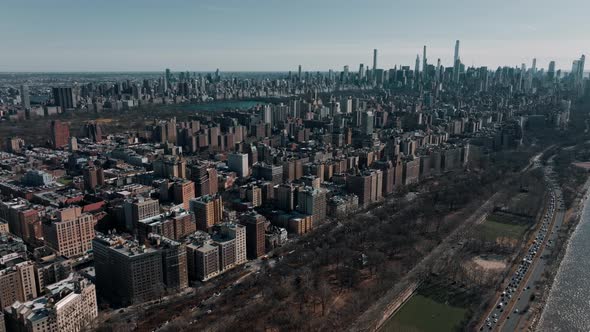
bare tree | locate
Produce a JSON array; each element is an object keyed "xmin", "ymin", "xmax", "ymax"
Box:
[{"xmin": 316, "ymin": 280, "xmax": 332, "ymax": 316}]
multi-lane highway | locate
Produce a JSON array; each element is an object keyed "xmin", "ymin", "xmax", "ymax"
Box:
[{"xmin": 480, "ymin": 159, "xmax": 565, "ymax": 331}]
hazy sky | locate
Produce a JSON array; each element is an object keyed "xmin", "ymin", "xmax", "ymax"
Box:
[{"xmin": 1, "ymin": 0, "xmax": 588, "ymax": 72}]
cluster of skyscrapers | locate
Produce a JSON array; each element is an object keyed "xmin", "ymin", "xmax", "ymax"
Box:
[{"xmin": 0, "ymin": 40, "xmax": 584, "ymax": 331}]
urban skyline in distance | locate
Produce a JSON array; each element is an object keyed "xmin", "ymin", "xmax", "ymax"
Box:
[
  {"xmin": 0, "ymin": 42, "xmax": 588, "ymax": 75},
  {"xmin": 1, "ymin": 0, "xmax": 589, "ymax": 71}
]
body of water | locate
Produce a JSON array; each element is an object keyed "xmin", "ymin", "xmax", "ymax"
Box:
[
  {"xmin": 537, "ymin": 182, "xmax": 590, "ymax": 331},
  {"xmin": 167, "ymin": 100, "xmax": 263, "ymax": 112}
]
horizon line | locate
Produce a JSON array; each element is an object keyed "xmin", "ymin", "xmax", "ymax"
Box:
[{"xmin": 1, "ymin": 69, "xmax": 588, "ymax": 74}]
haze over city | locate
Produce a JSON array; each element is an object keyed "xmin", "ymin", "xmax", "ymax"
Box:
[{"xmin": 1, "ymin": 0, "xmax": 589, "ymax": 71}]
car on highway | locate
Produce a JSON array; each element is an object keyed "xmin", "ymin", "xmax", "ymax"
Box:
[{"xmin": 480, "ymin": 174, "xmax": 562, "ymax": 331}]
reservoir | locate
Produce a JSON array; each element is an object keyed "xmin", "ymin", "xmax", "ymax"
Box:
[{"xmin": 167, "ymin": 100, "xmax": 264, "ymax": 112}]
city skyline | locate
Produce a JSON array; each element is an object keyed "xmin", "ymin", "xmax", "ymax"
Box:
[
  {"xmin": 0, "ymin": 43, "xmax": 587, "ymax": 74},
  {"xmin": 1, "ymin": 0, "xmax": 589, "ymax": 72}
]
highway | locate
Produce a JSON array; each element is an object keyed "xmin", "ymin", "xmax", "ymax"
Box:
[
  {"xmin": 500, "ymin": 208, "xmax": 564, "ymax": 331},
  {"xmin": 479, "ymin": 159, "xmax": 565, "ymax": 331}
]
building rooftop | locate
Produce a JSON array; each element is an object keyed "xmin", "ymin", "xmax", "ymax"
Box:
[
  {"xmin": 94, "ymin": 232, "xmax": 156, "ymax": 257},
  {"xmin": 10, "ymin": 274, "xmax": 92, "ymax": 323}
]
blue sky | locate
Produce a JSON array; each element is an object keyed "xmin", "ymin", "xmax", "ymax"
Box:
[{"xmin": 0, "ymin": 0, "xmax": 588, "ymax": 72}]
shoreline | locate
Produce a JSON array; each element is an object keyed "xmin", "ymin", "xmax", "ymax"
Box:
[{"xmin": 528, "ymin": 176, "xmax": 590, "ymax": 331}]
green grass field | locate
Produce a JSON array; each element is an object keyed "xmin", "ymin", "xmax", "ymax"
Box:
[
  {"xmin": 477, "ymin": 217, "xmax": 529, "ymax": 242},
  {"xmin": 381, "ymin": 295, "xmax": 467, "ymax": 332},
  {"xmin": 57, "ymin": 177, "xmax": 73, "ymax": 185}
]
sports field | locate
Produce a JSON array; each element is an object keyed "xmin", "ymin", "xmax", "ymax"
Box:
[
  {"xmin": 380, "ymin": 294, "xmax": 467, "ymax": 332},
  {"xmin": 478, "ymin": 216, "xmax": 529, "ymax": 242}
]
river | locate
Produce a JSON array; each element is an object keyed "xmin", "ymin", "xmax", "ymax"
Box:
[{"xmin": 537, "ymin": 180, "xmax": 590, "ymax": 331}]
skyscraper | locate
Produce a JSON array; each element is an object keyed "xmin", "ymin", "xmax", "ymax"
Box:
[
  {"xmin": 20, "ymin": 85, "xmax": 30, "ymax": 109},
  {"xmin": 578, "ymin": 55, "xmax": 586, "ymax": 83},
  {"xmin": 52, "ymin": 87, "xmax": 75, "ymax": 110},
  {"xmin": 362, "ymin": 110, "xmax": 374, "ymax": 135},
  {"xmin": 343, "ymin": 65, "xmax": 349, "ymax": 82},
  {"xmin": 415, "ymin": 55, "xmax": 420, "ymax": 77},
  {"xmin": 422, "ymin": 45, "xmax": 427, "ymax": 75},
  {"xmin": 83, "ymin": 121, "xmax": 102, "ymax": 142},
  {"xmin": 453, "ymin": 40, "xmax": 460, "ymax": 82},
  {"xmin": 527, "ymin": 59, "xmax": 535, "ymax": 91},
  {"xmin": 263, "ymin": 105, "xmax": 272, "ymax": 124},
  {"xmin": 519, "ymin": 63, "xmax": 526, "ymax": 91},
  {"xmin": 373, "ymin": 49, "xmax": 378, "ymax": 71},
  {"xmin": 164, "ymin": 68, "xmax": 171, "ymax": 92},
  {"xmin": 548, "ymin": 61, "xmax": 556, "ymax": 80},
  {"xmin": 571, "ymin": 55, "xmax": 586, "ymax": 88},
  {"xmin": 50, "ymin": 120, "xmax": 70, "ymax": 149},
  {"xmin": 572, "ymin": 60, "xmax": 580, "ymax": 78}
]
